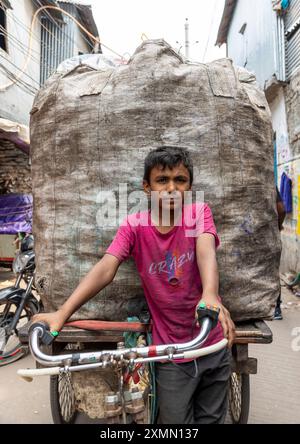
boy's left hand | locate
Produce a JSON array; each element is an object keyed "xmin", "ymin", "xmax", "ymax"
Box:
[{"xmin": 195, "ymin": 297, "xmax": 236, "ymax": 348}]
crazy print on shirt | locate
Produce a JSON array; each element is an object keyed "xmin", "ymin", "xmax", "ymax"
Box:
[{"xmin": 148, "ymin": 248, "xmax": 195, "ymax": 285}]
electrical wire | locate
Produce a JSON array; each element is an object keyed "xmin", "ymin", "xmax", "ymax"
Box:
[
  {"xmin": 0, "ymin": 22, "xmax": 68, "ymax": 85},
  {"xmin": 38, "ymin": 15, "xmax": 81, "ymax": 60},
  {"xmin": 0, "ymin": 64, "xmax": 37, "ymax": 95},
  {"xmin": 9, "ymin": 4, "xmax": 85, "ymax": 64},
  {"xmin": 38, "ymin": 15, "xmax": 81, "ymax": 83},
  {"xmin": 0, "ymin": 24, "xmax": 40, "ymax": 66},
  {"xmin": 7, "ymin": 5, "xmax": 80, "ymax": 61},
  {"xmin": 0, "ymin": 27, "xmax": 40, "ymax": 87},
  {"xmin": 33, "ymin": 0, "xmax": 91, "ymax": 58},
  {"xmin": 0, "ymin": 63, "xmax": 37, "ymax": 94},
  {"xmin": 2, "ymin": 1, "xmax": 86, "ymax": 62},
  {"xmin": 202, "ymin": 0, "xmax": 218, "ymax": 62},
  {"xmin": 34, "ymin": 0, "xmax": 94, "ymax": 51},
  {"xmin": 0, "ymin": 48, "xmax": 40, "ymax": 87},
  {"xmin": 0, "ymin": 3, "xmax": 124, "ymax": 91},
  {"xmin": 2, "ymin": 2, "xmax": 123, "ymax": 70},
  {"xmin": 1, "ymin": 6, "xmax": 59, "ymax": 83},
  {"xmin": 0, "ymin": 3, "xmax": 42, "ymax": 47}
]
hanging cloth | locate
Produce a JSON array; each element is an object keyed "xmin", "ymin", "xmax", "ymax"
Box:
[{"xmin": 280, "ymin": 172, "xmax": 293, "ymax": 213}]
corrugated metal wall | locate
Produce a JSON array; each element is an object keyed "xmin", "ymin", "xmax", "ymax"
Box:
[
  {"xmin": 285, "ymin": 0, "xmax": 300, "ymax": 79},
  {"xmin": 275, "ymin": 14, "xmax": 286, "ymax": 81},
  {"xmin": 40, "ymin": 3, "xmax": 77, "ymax": 85}
]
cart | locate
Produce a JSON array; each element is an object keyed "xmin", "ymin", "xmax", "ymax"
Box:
[{"xmin": 18, "ymin": 318, "xmax": 272, "ymax": 424}]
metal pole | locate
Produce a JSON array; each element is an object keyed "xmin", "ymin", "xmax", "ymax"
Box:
[{"xmin": 185, "ymin": 18, "xmax": 189, "ymax": 59}]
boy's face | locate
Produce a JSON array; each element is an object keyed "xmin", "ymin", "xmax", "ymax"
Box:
[{"xmin": 143, "ymin": 163, "xmax": 192, "ymax": 212}]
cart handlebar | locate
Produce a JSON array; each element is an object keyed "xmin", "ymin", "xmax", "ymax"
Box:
[{"xmin": 18, "ymin": 306, "xmax": 228, "ymax": 381}]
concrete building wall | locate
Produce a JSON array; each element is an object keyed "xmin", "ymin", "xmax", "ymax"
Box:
[
  {"xmin": 224, "ymin": 0, "xmax": 300, "ymax": 274},
  {"xmin": 279, "ymin": 69, "xmax": 300, "ymax": 272},
  {"xmin": 286, "ymin": 69, "xmax": 300, "ymax": 156},
  {"xmin": 0, "ymin": 0, "xmax": 41, "ymax": 125},
  {"xmin": 270, "ymin": 84, "xmax": 297, "ymax": 273},
  {"xmin": 227, "ymin": 0, "xmax": 278, "ymax": 88},
  {"xmin": 73, "ymin": 25, "xmax": 93, "ymax": 55},
  {"xmin": 270, "ymin": 87, "xmax": 291, "ymax": 169}
]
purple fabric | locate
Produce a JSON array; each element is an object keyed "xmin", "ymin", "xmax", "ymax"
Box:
[
  {"xmin": 0, "ymin": 132, "xmax": 30, "ymax": 155},
  {"xmin": 280, "ymin": 172, "xmax": 292, "ymax": 213},
  {"xmin": 0, "ymin": 194, "xmax": 32, "ymax": 234}
]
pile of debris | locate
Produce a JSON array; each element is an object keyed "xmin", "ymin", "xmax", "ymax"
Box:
[
  {"xmin": 0, "ymin": 171, "xmax": 32, "ymax": 194},
  {"xmin": 0, "ymin": 119, "xmax": 31, "ymax": 194}
]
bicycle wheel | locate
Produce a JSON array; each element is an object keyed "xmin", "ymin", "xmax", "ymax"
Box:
[
  {"xmin": 50, "ymin": 371, "xmax": 78, "ymax": 424},
  {"xmin": 0, "ymin": 301, "xmax": 37, "ymax": 367},
  {"xmin": 229, "ymin": 372, "xmax": 250, "ymax": 424}
]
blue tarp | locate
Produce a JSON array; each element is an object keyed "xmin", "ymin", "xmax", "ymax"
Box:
[{"xmin": 0, "ymin": 194, "xmax": 32, "ymax": 234}]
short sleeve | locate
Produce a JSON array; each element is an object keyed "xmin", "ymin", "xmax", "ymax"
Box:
[
  {"xmin": 105, "ymin": 218, "xmax": 135, "ymax": 262},
  {"xmin": 184, "ymin": 203, "xmax": 220, "ymax": 247},
  {"xmin": 202, "ymin": 204, "xmax": 220, "ymax": 249}
]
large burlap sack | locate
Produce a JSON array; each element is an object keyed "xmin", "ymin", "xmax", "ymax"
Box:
[{"xmin": 30, "ymin": 39, "xmax": 281, "ymax": 322}]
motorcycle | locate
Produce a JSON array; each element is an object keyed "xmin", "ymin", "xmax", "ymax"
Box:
[{"xmin": 0, "ymin": 235, "xmax": 42, "ymax": 366}]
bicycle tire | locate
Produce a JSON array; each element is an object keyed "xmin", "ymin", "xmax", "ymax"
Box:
[
  {"xmin": 229, "ymin": 372, "xmax": 250, "ymax": 424},
  {"xmin": 50, "ymin": 372, "xmax": 78, "ymax": 424},
  {"xmin": 0, "ymin": 302, "xmax": 37, "ymax": 367}
]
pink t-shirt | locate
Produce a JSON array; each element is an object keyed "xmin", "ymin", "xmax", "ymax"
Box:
[{"xmin": 106, "ymin": 203, "xmax": 224, "ymax": 350}]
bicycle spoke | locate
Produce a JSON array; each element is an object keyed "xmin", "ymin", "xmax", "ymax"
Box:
[{"xmin": 58, "ymin": 372, "xmax": 76, "ymax": 422}]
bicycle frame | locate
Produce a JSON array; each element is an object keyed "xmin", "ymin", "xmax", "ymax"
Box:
[{"xmin": 18, "ymin": 318, "xmax": 228, "ymax": 381}]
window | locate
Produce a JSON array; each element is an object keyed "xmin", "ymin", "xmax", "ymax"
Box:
[{"xmin": 0, "ymin": 6, "xmax": 7, "ymax": 52}]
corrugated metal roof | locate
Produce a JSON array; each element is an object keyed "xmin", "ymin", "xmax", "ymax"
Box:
[
  {"xmin": 216, "ymin": 0, "xmax": 237, "ymax": 46},
  {"xmin": 0, "ymin": 0, "xmax": 12, "ymax": 9},
  {"xmin": 36, "ymin": 0, "xmax": 64, "ymax": 22},
  {"xmin": 58, "ymin": 1, "xmax": 99, "ymax": 39},
  {"xmin": 58, "ymin": 0, "xmax": 91, "ymax": 4},
  {"xmin": 37, "ymin": 1, "xmax": 99, "ymax": 47}
]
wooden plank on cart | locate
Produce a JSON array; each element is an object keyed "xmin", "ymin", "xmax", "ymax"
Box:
[
  {"xmin": 234, "ymin": 320, "xmax": 273, "ymax": 344},
  {"xmin": 18, "ymin": 322, "xmax": 124, "ymax": 344},
  {"xmin": 55, "ymin": 326, "xmax": 124, "ymax": 343}
]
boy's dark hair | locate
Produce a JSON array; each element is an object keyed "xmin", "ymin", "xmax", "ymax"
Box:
[{"xmin": 143, "ymin": 146, "xmax": 193, "ymax": 185}]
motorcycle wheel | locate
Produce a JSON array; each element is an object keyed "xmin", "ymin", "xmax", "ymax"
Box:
[{"xmin": 0, "ymin": 301, "xmax": 38, "ymax": 367}]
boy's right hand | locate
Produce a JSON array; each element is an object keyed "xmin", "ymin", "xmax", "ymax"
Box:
[{"xmin": 31, "ymin": 310, "xmax": 66, "ymax": 334}]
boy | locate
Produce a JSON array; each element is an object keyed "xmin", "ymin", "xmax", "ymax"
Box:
[{"xmin": 33, "ymin": 146, "xmax": 235, "ymax": 424}]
